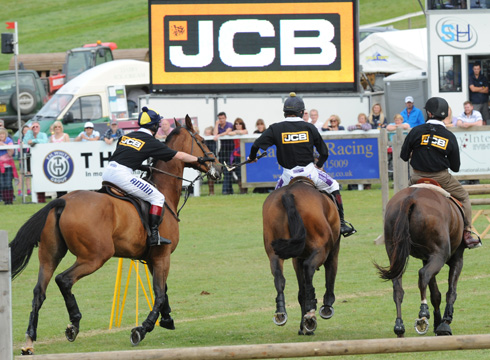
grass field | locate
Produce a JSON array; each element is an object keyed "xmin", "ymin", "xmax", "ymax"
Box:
[
  {"xmin": 3, "ymin": 185, "xmax": 490, "ymax": 359},
  {"xmin": 0, "ymin": 0, "xmax": 426, "ymax": 72}
]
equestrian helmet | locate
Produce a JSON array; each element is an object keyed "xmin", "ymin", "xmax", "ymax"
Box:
[
  {"xmin": 424, "ymin": 97, "xmax": 448, "ymax": 120},
  {"xmin": 138, "ymin": 107, "xmax": 162, "ymax": 128},
  {"xmin": 283, "ymin": 92, "xmax": 305, "ymax": 114}
]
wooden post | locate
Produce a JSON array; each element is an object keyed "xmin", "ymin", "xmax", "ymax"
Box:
[
  {"xmin": 13, "ymin": 334, "xmax": 490, "ymax": 360},
  {"xmin": 0, "ymin": 231, "xmax": 13, "ymax": 360},
  {"xmin": 392, "ymin": 127, "xmax": 409, "ymax": 194}
]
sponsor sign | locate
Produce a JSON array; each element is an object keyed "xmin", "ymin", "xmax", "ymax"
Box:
[
  {"xmin": 243, "ymin": 136, "xmax": 380, "ymax": 183},
  {"xmin": 150, "ymin": 0, "xmax": 358, "ymax": 93}
]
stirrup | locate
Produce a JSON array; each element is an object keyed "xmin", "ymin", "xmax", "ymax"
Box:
[
  {"xmin": 340, "ymin": 221, "xmax": 357, "ymax": 237},
  {"xmin": 465, "ymin": 230, "xmax": 482, "ymax": 249}
]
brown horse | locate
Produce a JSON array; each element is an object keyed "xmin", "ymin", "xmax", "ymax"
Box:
[
  {"xmin": 263, "ymin": 177, "xmax": 341, "ymax": 335},
  {"xmin": 375, "ymin": 185, "xmax": 465, "ymax": 338},
  {"xmin": 9, "ymin": 116, "xmax": 222, "ymax": 354}
]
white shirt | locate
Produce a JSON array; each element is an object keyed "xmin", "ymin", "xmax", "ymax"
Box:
[{"xmin": 457, "ymin": 110, "xmax": 482, "ymax": 124}]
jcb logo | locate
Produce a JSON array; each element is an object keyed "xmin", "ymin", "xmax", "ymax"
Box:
[
  {"xmin": 149, "ymin": 1, "xmax": 356, "ymax": 93},
  {"xmin": 120, "ymin": 136, "xmax": 145, "ymax": 150},
  {"xmin": 166, "ymin": 15, "xmax": 339, "ymax": 71},
  {"xmin": 282, "ymin": 132, "xmax": 309, "ymax": 144},
  {"xmin": 421, "ymin": 134, "xmax": 449, "ymax": 150}
]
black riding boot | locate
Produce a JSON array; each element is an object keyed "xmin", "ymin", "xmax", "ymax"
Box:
[
  {"xmin": 332, "ymin": 190, "xmax": 356, "ymax": 237},
  {"xmin": 148, "ymin": 208, "xmax": 171, "ymax": 246}
]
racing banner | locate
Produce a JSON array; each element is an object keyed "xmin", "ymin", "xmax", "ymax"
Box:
[{"xmin": 149, "ymin": 0, "xmax": 358, "ymax": 93}]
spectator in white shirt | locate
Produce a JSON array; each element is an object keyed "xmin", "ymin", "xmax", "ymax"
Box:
[{"xmin": 457, "ymin": 101, "xmax": 483, "ymax": 128}]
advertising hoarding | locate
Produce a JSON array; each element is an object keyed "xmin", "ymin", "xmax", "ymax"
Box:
[{"xmin": 149, "ymin": 0, "xmax": 358, "ymax": 93}]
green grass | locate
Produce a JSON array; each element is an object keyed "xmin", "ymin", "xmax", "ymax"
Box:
[
  {"xmin": 3, "ymin": 187, "xmax": 489, "ymax": 359},
  {"xmin": 0, "ymin": 0, "xmax": 426, "ymax": 72}
]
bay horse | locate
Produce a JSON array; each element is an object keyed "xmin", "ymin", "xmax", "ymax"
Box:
[
  {"xmin": 263, "ymin": 177, "xmax": 341, "ymax": 335},
  {"xmin": 375, "ymin": 184, "xmax": 465, "ymax": 338},
  {"xmin": 9, "ymin": 115, "xmax": 222, "ymax": 354}
]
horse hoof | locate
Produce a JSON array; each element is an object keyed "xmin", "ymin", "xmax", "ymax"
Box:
[
  {"xmin": 65, "ymin": 324, "xmax": 79, "ymax": 342},
  {"xmin": 303, "ymin": 313, "xmax": 317, "ymax": 333},
  {"xmin": 394, "ymin": 318, "xmax": 405, "ymax": 337},
  {"xmin": 21, "ymin": 347, "xmax": 34, "ymax": 355},
  {"xmin": 159, "ymin": 317, "xmax": 175, "ymax": 330},
  {"xmin": 273, "ymin": 312, "xmax": 288, "ymax": 326},
  {"xmin": 435, "ymin": 322, "xmax": 452, "ymax": 336},
  {"xmin": 414, "ymin": 317, "xmax": 430, "ymax": 335},
  {"xmin": 319, "ymin": 305, "xmax": 334, "ymax": 320},
  {"xmin": 130, "ymin": 326, "xmax": 146, "ymax": 346}
]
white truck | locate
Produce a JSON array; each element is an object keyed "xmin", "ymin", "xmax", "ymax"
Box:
[{"xmin": 28, "ymin": 59, "xmax": 149, "ymax": 138}]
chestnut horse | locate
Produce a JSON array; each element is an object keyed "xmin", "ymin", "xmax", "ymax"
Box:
[
  {"xmin": 375, "ymin": 185, "xmax": 465, "ymax": 337},
  {"xmin": 9, "ymin": 116, "xmax": 222, "ymax": 354},
  {"xmin": 263, "ymin": 177, "xmax": 341, "ymax": 335}
]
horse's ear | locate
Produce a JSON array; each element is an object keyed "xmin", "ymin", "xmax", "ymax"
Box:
[
  {"xmin": 185, "ymin": 114, "xmax": 193, "ymax": 130},
  {"xmin": 174, "ymin": 118, "xmax": 181, "ymax": 128}
]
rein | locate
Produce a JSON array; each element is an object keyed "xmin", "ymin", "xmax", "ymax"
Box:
[{"xmin": 148, "ymin": 126, "xmax": 210, "ymax": 219}]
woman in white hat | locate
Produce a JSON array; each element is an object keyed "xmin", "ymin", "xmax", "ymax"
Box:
[{"xmin": 75, "ymin": 122, "xmax": 100, "ymax": 141}]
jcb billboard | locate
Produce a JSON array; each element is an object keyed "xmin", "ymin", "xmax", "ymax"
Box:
[{"xmin": 150, "ymin": 0, "xmax": 358, "ymax": 93}]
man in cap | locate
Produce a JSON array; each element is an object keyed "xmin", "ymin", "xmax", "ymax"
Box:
[
  {"xmin": 401, "ymin": 96, "xmax": 425, "ymax": 128},
  {"xmin": 104, "ymin": 120, "xmax": 125, "ymax": 145},
  {"xmin": 247, "ymin": 92, "xmax": 356, "ymax": 237},
  {"xmin": 400, "ymin": 97, "xmax": 481, "ymax": 249},
  {"xmin": 102, "ymin": 107, "xmax": 214, "ymax": 246},
  {"xmin": 75, "ymin": 122, "xmax": 100, "ymax": 141}
]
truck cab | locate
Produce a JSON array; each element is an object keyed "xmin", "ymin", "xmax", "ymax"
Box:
[{"xmin": 63, "ymin": 42, "xmax": 116, "ymax": 83}]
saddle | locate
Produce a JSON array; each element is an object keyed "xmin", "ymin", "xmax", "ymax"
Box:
[
  {"xmin": 98, "ymin": 181, "xmax": 152, "ymax": 237},
  {"xmin": 289, "ymin": 176, "xmax": 337, "ymax": 204},
  {"xmin": 410, "ymin": 178, "xmax": 464, "ymax": 216}
]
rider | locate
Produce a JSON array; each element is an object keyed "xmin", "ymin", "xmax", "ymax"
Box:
[
  {"xmin": 102, "ymin": 107, "xmax": 213, "ymax": 246},
  {"xmin": 400, "ymin": 96, "xmax": 481, "ymax": 249},
  {"xmin": 247, "ymin": 92, "xmax": 356, "ymax": 237}
]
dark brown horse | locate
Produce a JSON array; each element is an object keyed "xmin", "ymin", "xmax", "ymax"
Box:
[
  {"xmin": 263, "ymin": 177, "xmax": 341, "ymax": 335},
  {"xmin": 9, "ymin": 116, "xmax": 222, "ymax": 354},
  {"xmin": 375, "ymin": 184, "xmax": 465, "ymax": 337}
]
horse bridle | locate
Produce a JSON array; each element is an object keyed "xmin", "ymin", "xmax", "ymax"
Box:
[{"xmin": 146, "ymin": 126, "xmax": 216, "ymax": 218}]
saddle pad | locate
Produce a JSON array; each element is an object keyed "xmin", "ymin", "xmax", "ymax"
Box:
[{"xmin": 410, "ymin": 183, "xmax": 450, "ymax": 197}]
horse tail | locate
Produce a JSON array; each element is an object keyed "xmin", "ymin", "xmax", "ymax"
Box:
[
  {"xmin": 375, "ymin": 195, "xmax": 415, "ymax": 280},
  {"xmin": 9, "ymin": 198, "xmax": 66, "ymax": 280},
  {"xmin": 271, "ymin": 192, "xmax": 306, "ymax": 259}
]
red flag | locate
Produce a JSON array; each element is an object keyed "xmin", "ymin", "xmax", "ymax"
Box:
[{"xmin": 6, "ymin": 22, "xmax": 15, "ymax": 29}]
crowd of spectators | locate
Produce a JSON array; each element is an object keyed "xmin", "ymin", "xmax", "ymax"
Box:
[{"xmin": 1, "ymin": 87, "xmax": 488, "ymax": 202}]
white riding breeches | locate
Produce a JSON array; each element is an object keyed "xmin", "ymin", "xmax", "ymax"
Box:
[
  {"xmin": 102, "ymin": 161, "xmax": 165, "ymax": 207},
  {"xmin": 275, "ymin": 162, "xmax": 340, "ymax": 193}
]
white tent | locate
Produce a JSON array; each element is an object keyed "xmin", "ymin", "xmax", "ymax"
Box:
[{"xmin": 359, "ymin": 28, "xmax": 427, "ymax": 73}]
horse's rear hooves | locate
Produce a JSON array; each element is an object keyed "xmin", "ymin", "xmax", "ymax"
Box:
[
  {"xmin": 65, "ymin": 324, "xmax": 79, "ymax": 342},
  {"xmin": 130, "ymin": 326, "xmax": 146, "ymax": 346},
  {"xmin": 273, "ymin": 312, "xmax": 288, "ymax": 326},
  {"xmin": 303, "ymin": 312, "xmax": 317, "ymax": 333},
  {"xmin": 21, "ymin": 347, "xmax": 34, "ymax": 356},
  {"xmin": 319, "ymin": 305, "xmax": 334, "ymax": 319},
  {"xmin": 435, "ymin": 322, "xmax": 452, "ymax": 336},
  {"xmin": 159, "ymin": 317, "xmax": 175, "ymax": 330},
  {"xmin": 414, "ymin": 317, "xmax": 430, "ymax": 335}
]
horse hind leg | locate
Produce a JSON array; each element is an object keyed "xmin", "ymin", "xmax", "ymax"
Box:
[
  {"xmin": 270, "ymin": 256, "xmax": 287, "ymax": 327},
  {"xmin": 23, "ymin": 224, "xmax": 68, "ymax": 355},
  {"xmin": 320, "ymin": 244, "xmax": 340, "ymax": 320},
  {"xmin": 435, "ymin": 252, "xmax": 463, "ymax": 336},
  {"xmin": 55, "ymin": 257, "xmax": 109, "ymax": 342},
  {"xmin": 294, "ymin": 257, "xmax": 318, "ymax": 336},
  {"xmin": 428, "ymin": 276, "xmax": 442, "ymax": 333},
  {"xmin": 392, "ymin": 277, "xmax": 405, "ymax": 337}
]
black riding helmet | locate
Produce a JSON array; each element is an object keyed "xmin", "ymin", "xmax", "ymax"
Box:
[
  {"xmin": 424, "ymin": 97, "xmax": 448, "ymax": 120},
  {"xmin": 283, "ymin": 92, "xmax": 305, "ymax": 117}
]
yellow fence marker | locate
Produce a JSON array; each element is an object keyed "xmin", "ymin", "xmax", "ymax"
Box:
[{"xmin": 109, "ymin": 259, "xmax": 158, "ymax": 329}]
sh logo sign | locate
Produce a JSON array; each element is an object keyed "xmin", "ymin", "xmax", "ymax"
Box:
[
  {"xmin": 436, "ymin": 17, "xmax": 478, "ymax": 49},
  {"xmin": 165, "ymin": 14, "xmax": 341, "ymax": 72}
]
